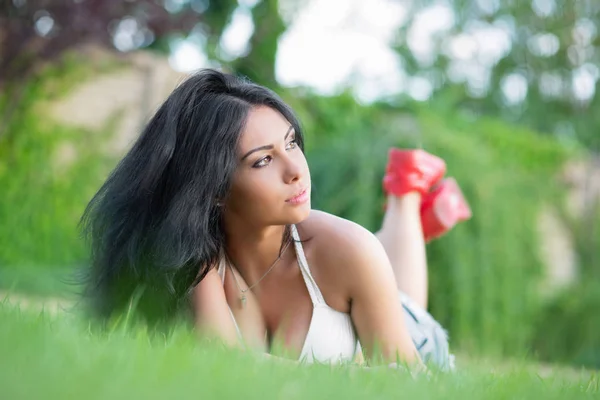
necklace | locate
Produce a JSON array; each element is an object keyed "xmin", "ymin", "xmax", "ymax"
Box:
[{"xmin": 226, "ymin": 240, "xmax": 291, "ymax": 308}]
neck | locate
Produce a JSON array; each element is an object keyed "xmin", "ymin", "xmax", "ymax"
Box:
[{"xmin": 222, "ymin": 218, "xmax": 290, "ymax": 280}]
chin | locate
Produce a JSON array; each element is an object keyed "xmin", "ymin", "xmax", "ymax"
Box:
[{"xmin": 284, "ymin": 201, "xmax": 312, "ymax": 225}]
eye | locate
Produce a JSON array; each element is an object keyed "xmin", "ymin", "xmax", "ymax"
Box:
[
  {"xmin": 286, "ymin": 139, "xmax": 298, "ymax": 150},
  {"xmin": 253, "ymin": 155, "xmax": 272, "ymax": 168}
]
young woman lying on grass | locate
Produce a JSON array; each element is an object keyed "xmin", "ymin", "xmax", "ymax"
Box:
[{"xmin": 80, "ymin": 69, "xmax": 471, "ymax": 371}]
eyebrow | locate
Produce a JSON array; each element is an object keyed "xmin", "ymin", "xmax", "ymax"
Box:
[{"xmin": 240, "ymin": 125, "xmax": 295, "ymax": 161}]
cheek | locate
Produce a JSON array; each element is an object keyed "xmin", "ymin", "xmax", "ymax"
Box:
[{"xmin": 230, "ymin": 170, "xmax": 280, "ymax": 208}]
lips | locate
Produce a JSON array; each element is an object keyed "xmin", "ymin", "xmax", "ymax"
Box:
[{"xmin": 286, "ymin": 187, "xmax": 310, "ymax": 205}]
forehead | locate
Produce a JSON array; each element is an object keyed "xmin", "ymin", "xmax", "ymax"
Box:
[{"xmin": 238, "ymin": 106, "xmax": 292, "ymax": 151}]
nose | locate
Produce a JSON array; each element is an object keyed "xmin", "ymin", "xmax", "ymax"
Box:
[{"xmin": 283, "ymin": 153, "xmax": 303, "ymax": 184}]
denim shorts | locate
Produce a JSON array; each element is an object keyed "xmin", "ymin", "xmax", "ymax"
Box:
[{"xmin": 399, "ymin": 291, "xmax": 455, "ymax": 371}]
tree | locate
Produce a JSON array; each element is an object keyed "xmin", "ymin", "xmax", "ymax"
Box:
[
  {"xmin": 395, "ymin": 1, "xmax": 600, "ymax": 149},
  {"xmin": 0, "ymin": 0, "xmax": 239, "ymax": 138},
  {"xmin": 231, "ymin": 0, "xmax": 286, "ymax": 88}
]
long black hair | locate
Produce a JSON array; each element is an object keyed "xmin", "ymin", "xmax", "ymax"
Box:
[{"xmin": 79, "ymin": 69, "xmax": 305, "ymax": 323}]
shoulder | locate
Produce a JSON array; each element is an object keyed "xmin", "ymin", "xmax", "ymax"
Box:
[
  {"xmin": 297, "ymin": 210, "xmax": 380, "ymax": 254},
  {"xmin": 296, "ymin": 210, "xmax": 391, "ymax": 295}
]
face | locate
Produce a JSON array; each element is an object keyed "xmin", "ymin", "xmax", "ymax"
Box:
[{"xmin": 224, "ymin": 106, "xmax": 311, "ymax": 227}]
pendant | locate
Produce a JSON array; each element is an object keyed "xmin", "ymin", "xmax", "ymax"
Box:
[{"xmin": 240, "ymin": 294, "xmax": 247, "ymax": 308}]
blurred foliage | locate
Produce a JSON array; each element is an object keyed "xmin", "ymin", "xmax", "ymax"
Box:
[
  {"xmin": 232, "ymin": 0, "xmax": 285, "ymax": 87},
  {"xmin": 534, "ymin": 204, "xmax": 600, "ymax": 369},
  {"xmin": 533, "ymin": 279, "xmax": 600, "ymax": 369},
  {"xmin": 0, "ymin": 0, "xmax": 240, "ymax": 138},
  {"xmin": 1, "ymin": 0, "xmax": 197, "ymax": 84},
  {"xmin": 0, "ymin": 56, "xmax": 119, "ymax": 294},
  {"xmin": 396, "ymin": 0, "xmax": 600, "ymax": 150}
]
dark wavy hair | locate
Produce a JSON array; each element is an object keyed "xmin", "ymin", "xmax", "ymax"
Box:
[{"xmin": 79, "ymin": 69, "xmax": 304, "ymax": 323}]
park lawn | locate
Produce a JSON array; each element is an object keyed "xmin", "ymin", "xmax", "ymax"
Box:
[{"xmin": 0, "ymin": 304, "xmax": 597, "ymax": 400}]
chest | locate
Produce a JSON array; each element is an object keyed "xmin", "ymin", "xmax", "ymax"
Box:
[
  {"xmin": 259, "ymin": 268, "xmax": 315, "ymax": 354},
  {"xmin": 223, "ymin": 261, "xmax": 315, "ymax": 357}
]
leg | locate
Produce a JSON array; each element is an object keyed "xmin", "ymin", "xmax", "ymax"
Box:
[
  {"xmin": 377, "ymin": 149, "xmax": 471, "ymax": 310},
  {"xmin": 376, "ymin": 192, "xmax": 429, "ymax": 309},
  {"xmin": 375, "ymin": 149, "xmax": 468, "ymax": 372}
]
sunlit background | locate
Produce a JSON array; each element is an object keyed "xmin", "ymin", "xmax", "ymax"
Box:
[{"xmin": 2, "ymin": 0, "xmax": 600, "ymax": 380}]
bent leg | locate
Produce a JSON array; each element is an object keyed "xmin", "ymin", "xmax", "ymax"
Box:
[{"xmin": 375, "ymin": 192, "xmax": 429, "ymax": 309}]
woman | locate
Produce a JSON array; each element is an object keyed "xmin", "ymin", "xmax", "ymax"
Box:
[{"xmin": 81, "ymin": 69, "xmax": 471, "ymax": 371}]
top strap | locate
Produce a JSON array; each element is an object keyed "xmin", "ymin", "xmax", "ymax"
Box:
[
  {"xmin": 217, "ymin": 255, "xmax": 226, "ymax": 284},
  {"xmin": 290, "ymin": 224, "xmax": 326, "ymax": 306},
  {"xmin": 216, "ymin": 256, "xmax": 244, "ymax": 341}
]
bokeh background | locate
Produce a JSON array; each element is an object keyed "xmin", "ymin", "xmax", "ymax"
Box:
[{"xmin": 1, "ymin": 0, "xmax": 599, "ymax": 369}]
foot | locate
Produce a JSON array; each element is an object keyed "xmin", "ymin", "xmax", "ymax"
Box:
[
  {"xmin": 383, "ymin": 149, "xmax": 447, "ymax": 197},
  {"xmin": 420, "ymin": 177, "xmax": 472, "ymax": 242}
]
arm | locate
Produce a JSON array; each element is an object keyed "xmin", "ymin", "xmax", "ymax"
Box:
[
  {"xmin": 338, "ymin": 224, "xmax": 423, "ymax": 367},
  {"xmin": 192, "ymin": 267, "xmax": 241, "ymax": 347}
]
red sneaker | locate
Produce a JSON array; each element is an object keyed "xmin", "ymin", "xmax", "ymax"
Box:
[
  {"xmin": 383, "ymin": 149, "xmax": 447, "ymax": 197},
  {"xmin": 420, "ymin": 177, "xmax": 472, "ymax": 242}
]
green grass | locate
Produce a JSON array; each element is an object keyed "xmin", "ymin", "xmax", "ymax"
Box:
[
  {"xmin": 1, "ymin": 304, "xmax": 597, "ymax": 399},
  {"xmin": 0, "ymin": 265, "xmax": 82, "ymax": 297}
]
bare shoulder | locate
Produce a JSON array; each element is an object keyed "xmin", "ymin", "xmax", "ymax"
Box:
[
  {"xmin": 296, "ymin": 210, "xmax": 391, "ymax": 298},
  {"xmin": 297, "ymin": 210, "xmax": 379, "ymax": 253}
]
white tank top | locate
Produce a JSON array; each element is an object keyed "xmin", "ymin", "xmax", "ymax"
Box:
[{"xmin": 217, "ymin": 224, "xmax": 360, "ymax": 363}]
